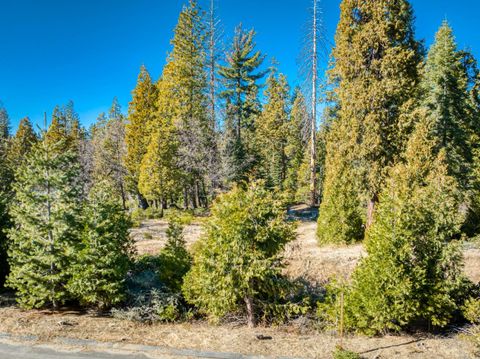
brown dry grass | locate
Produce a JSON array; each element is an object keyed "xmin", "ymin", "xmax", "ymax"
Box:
[{"xmin": 0, "ymin": 306, "xmax": 476, "ymax": 358}]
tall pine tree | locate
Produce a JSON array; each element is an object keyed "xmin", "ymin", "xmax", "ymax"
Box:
[
  {"xmin": 318, "ymin": 0, "xmax": 422, "ymax": 243},
  {"xmin": 7, "ymin": 136, "xmax": 82, "ymax": 309},
  {"xmin": 125, "ymin": 66, "xmax": 158, "ymax": 209},
  {"xmin": 219, "ymin": 25, "xmax": 267, "ymax": 183}
]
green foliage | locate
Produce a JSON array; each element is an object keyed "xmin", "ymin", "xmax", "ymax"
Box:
[
  {"xmin": 336, "ymin": 118, "xmax": 471, "ymax": 335},
  {"xmin": 125, "ymin": 65, "xmax": 158, "ymax": 201},
  {"xmin": 67, "ymin": 181, "xmax": 134, "ymax": 309},
  {"xmin": 333, "ymin": 347, "xmax": 361, "ymax": 359},
  {"xmin": 219, "ymin": 26, "xmax": 266, "ymax": 183},
  {"xmin": 463, "ymin": 297, "xmax": 480, "ymax": 324},
  {"xmin": 7, "ymin": 117, "xmax": 37, "ymax": 170},
  {"xmin": 317, "ymin": 119, "xmax": 364, "ymax": 245},
  {"xmin": 326, "ymin": 0, "xmax": 422, "ymax": 227},
  {"xmin": 257, "ymin": 70, "xmax": 290, "ymax": 190},
  {"xmin": 0, "ymin": 193, "xmax": 10, "ymax": 289},
  {"xmin": 7, "ymin": 138, "xmax": 82, "ymax": 309},
  {"xmin": 421, "ymin": 21, "xmax": 472, "ymax": 189},
  {"xmin": 182, "ymin": 182, "xmax": 295, "ymax": 326},
  {"xmin": 157, "ymin": 217, "xmax": 192, "ymax": 292}
]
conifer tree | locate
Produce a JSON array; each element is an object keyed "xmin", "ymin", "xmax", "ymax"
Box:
[
  {"xmin": 182, "ymin": 182, "xmax": 295, "ymax": 328},
  {"xmin": 7, "ymin": 117, "xmax": 37, "ymax": 169},
  {"xmin": 257, "ymin": 71, "xmax": 290, "ymax": 189},
  {"xmin": 421, "ymin": 21, "xmax": 472, "ymax": 189},
  {"xmin": 285, "ymin": 89, "xmax": 308, "ymax": 198},
  {"xmin": 0, "ymin": 106, "xmax": 11, "ymax": 287},
  {"xmin": 125, "ymin": 66, "xmax": 157, "ymax": 209},
  {"xmin": 68, "ymin": 181, "xmax": 133, "ymax": 309},
  {"xmin": 163, "ymin": 0, "xmax": 213, "ymax": 208},
  {"xmin": 91, "ymin": 99, "xmax": 128, "ymax": 209},
  {"xmin": 340, "ymin": 114, "xmax": 469, "ymax": 334},
  {"xmin": 320, "ymin": 0, "xmax": 422, "ymax": 236},
  {"xmin": 219, "ymin": 25, "xmax": 267, "ymax": 183},
  {"xmin": 7, "ymin": 137, "xmax": 82, "ymax": 309}
]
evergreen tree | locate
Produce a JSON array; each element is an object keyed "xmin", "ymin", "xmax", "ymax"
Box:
[
  {"xmin": 163, "ymin": 0, "xmax": 213, "ymax": 208},
  {"xmin": 0, "ymin": 105, "xmax": 11, "ymax": 288},
  {"xmin": 182, "ymin": 182, "xmax": 295, "ymax": 327},
  {"xmin": 421, "ymin": 21, "xmax": 472, "ymax": 190},
  {"xmin": 125, "ymin": 65, "xmax": 157, "ymax": 209},
  {"xmin": 7, "ymin": 137, "xmax": 82, "ymax": 309},
  {"xmin": 257, "ymin": 70, "xmax": 290, "ymax": 189},
  {"xmin": 0, "ymin": 103, "xmax": 9, "ymax": 140},
  {"xmin": 340, "ymin": 114, "xmax": 469, "ymax": 334},
  {"xmin": 68, "ymin": 181, "xmax": 133, "ymax": 309},
  {"xmin": 219, "ymin": 25, "xmax": 267, "ymax": 183},
  {"xmin": 157, "ymin": 217, "xmax": 192, "ymax": 293},
  {"xmin": 320, "ymin": 0, "xmax": 422, "ymax": 235},
  {"xmin": 91, "ymin": 99, "xmax": 128, "ymax": 209},
  {"xmin": 317, "ymin": 116, "xmax": 364, "ymax": 244},
  {"xmin": 285, "ymin": 88, "xmax": 307, "ymax": 198},
  {"xmin": 7, "ymin": 117, "xmax": 37, "ymax": 169}
]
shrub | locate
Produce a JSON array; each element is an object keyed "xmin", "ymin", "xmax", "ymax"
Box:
[
  {"xmin": 182, "ymin": 182, "xmax": 296, "ymax": 327},
  {"xmin": 463, "ymin": 298, "xmax": 480, "ymax": 324},
  {"xmin": 333, "ymin": 347, "xmax": 361, "ymax": 359},
  {"xmin": 68, "ymin": 181, "xmax": 134, "ymax": 309}
]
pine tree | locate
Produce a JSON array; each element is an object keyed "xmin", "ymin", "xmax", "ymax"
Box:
[
  {"xmin": 0, "ymin": 103, "xmax": 11, "ymax": 288},
  {"xmin": 157, "ymin": 217, "xmax": 192, "ymax": 292},
  {"xmin": 320, "ymin": 0, "xmax": 422, "ymax": 235},
  {"xmin": 182, "ymin": 182, "xmax": 295, "ymax": 328},
  {"xmin": 164, "ymin": 0, "xmax": 213, "ymax": 208},
  {"xmin": 219, "ymin": 25, "xmax": 267, "ymax": 183},
  {"xmin": 317, "ymin": 116, "xmax": 364, "ymax": 244},
  {"xmin": 7, "ymin": 137, "xmax": 82, "ymax": 309},
  {"xmin": 257, "ymin": 70, "xmax": 290, "ymax": 189},
  {"xmin": 68, "ymin": 181, "xmax": 133, "ymax": 309},
  {"xmin": 125, "ymin": 66, "xmax": 157, "ymax": 209},
  {"xmin": 421, "ymin": 21, "xmax": 472, "ymax": 190},
  {"xmin": 340, "ymin": 113, "xmax": 469, "ymax": 334},
  {"xmin": 7, "ymin": 117, "xmax": 37, "ymax": 169},
  {"xmin": 285, "ymin": 88, "xmax": 308, "ymax": 198},
  {"xmin": 91, "ymin": 99, "xmax": 128, "ymax": 209}
]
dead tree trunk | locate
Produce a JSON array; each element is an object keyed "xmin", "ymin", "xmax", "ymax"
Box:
[
  {"xmin": 244, "ymin": 295, "xmax": 255, "ymax": 328},
  {"xmin": 309, "ymin": 0, "xmax": 318, "ymax": 208}
]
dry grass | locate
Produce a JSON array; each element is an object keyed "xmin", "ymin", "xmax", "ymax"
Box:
[{"xmin": 0, "ymin": 306, "xmax": 476, "ymax": 358}]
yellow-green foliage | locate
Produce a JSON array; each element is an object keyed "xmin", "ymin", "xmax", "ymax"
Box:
[
  {"xmin": 182, "ymin": 182, "xmax": 295, "ymax": 323},
  {"xmin": 463, "ymin": 298, "xmax": 480, "ymax": 324}
]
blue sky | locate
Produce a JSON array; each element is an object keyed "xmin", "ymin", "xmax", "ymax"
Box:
[{"xmin": 1, "ymin": 0, "xmax": 479, "ymax": 131}]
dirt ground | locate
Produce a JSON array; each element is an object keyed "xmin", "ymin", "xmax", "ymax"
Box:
[
  {"xmin": 1, "ymin": 207, "xmax": 479, "ymax": 358},
  {"xmin": 0, "ymin": 306, "xmax": 477, "ymax": 359}
]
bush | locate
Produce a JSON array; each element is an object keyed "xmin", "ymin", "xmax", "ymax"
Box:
[
  {"xmin": 113, "ymin": 255, "xmax": 188, "ymax": 324},
  {"xmin": 182, "ymin": 182, "xmax": 296, "ymax": 328},
  {"xmin": 463, "ymin": 298, "xmax": 480, "ymax": 324},
  {"xmin": 333, "ymin": 347, "xmax": 361, "ymax": 359},
  {"xmin": 68, "ymin": 182, "xmax": 134, "ymax": 309}
]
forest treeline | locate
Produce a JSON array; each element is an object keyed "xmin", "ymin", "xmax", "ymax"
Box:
[{"xmin": 1, "ymin": 0, "xmax": 480, "ymax": 336}]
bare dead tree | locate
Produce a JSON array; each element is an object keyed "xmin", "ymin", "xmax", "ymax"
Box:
[{"xmin": 299, "ymin": 0, "xmax": 329, "ymax": 207}]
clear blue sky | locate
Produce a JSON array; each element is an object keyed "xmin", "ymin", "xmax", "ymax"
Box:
[{"xmin": 1, "ymin": 0, "xmax": 479, "ymax": 132}]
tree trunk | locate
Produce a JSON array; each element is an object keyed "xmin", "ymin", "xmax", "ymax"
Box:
[
  {"xmin": 244, "ymin": 295, "xmax": 255, "ymax": 328},
  {"xmin": 137, "ymin": 192, "xmax": 149, "ymax": 210},
  {"xmin": 366, "ymin": 194, "xmax": 378, "ymax": 228},
  {"xmin": 183, "ymin": 187, "xmax": 189, "ymax": 210},
  {"xmin": 194, "ymin": 180, "xmax": 200, "ymax": 209},
  {"xmin": 309, "ymin": 0, "xmax": 318, "ymax": 208}
]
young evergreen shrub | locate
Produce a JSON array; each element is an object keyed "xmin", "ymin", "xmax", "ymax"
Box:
[
  {"xmin": 157, "ymin": 216, "xmax": 191, "ymax": 292},
  {"xmin": 7, "ymin": 139, "xmax": 82, "ymax": 309},
  {"xmin": 182, "ymin": 182, "xmax": 295, "ymax": 327},
  {"xmin": 67, "ymin": 181, "xmax": 134, "ymax": 309},
  {"xmin": 463, "ymin": 298, "xmax": 480, "ymax": 324},
  {"xmin": 334, "ymin": 117, "xmax": 472, "ymax": 334},
  {"xmin": 332, "ymin": 347, "xmax": 361, "ymax": 359}
]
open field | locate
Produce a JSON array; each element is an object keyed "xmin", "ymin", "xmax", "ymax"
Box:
[{"xmin": 1, "ymin": 208, "xmax": 479, "ymax": 358}]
